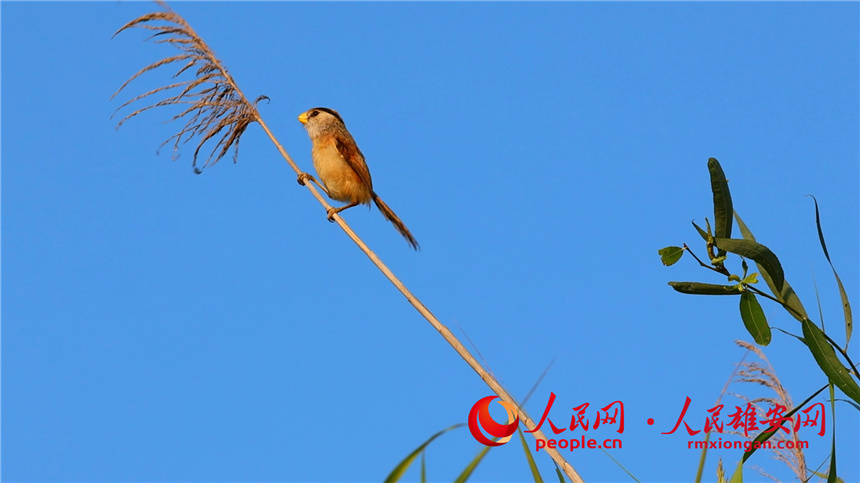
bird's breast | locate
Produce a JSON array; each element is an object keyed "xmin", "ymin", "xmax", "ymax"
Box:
[{"xmin": 312, "ymin": 142, "xmax": 372, "ymax": 204}]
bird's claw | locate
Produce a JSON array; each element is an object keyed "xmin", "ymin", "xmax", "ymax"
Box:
[
  {"xmin": 325, "ymin": 208, "xmax": 340, "ymax": 223},
  {"xmin": 297, "ymin": 172, "xmax": 314, "ymax": 186},
  {"xmin": 326, "ymin": 208, "xmax": 338, "ymax": 222}
]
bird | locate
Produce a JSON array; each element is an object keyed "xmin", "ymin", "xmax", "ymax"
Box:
[{"xmin": 297, "ymin": 107, "xmax": 419, "ymax": 250}]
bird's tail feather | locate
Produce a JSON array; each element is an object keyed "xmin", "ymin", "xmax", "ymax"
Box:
[{"xmin": 372, "ymin": 194, "xmax": 419, "ymax": 250}]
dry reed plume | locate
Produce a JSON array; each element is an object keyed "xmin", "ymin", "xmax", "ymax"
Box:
[
  {"xmin": 111, "ymin": 4, "xmax": 267, "ymax": 173},
  {"xmin": 731, "ymin": 341, "xmax": 807, "ymax": 481}
]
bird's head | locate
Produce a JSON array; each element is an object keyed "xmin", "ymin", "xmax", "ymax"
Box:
[{"xmin": 298, "ymin": 107, "xmax": 346, "ymax": 137}]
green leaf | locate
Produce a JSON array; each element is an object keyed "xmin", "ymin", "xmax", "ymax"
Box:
[
  {"xmin": 658, "ymin": 246, "xmax": 684, "ymax": 266},
  {"xmin": 600, "ymin": 448, "xmax": 641, "ymax": 483},
  {"xmin": 773, "ymin": 327, "xmax": 806, "ymax": 345},
  {"xmin": 453, "ymin": 444, "xmax": 492, "ymax": 483},
  {"xmin": 708, "ymin": 158, "xmax": 733, "ymax": 254},
  {"xmin": 692, "ymin": 220, "xmax": 710, "ymax": 242},
  {"xmin": 669, "ymin": 282, "xmax": 741, "ymax": 295},
  {"xmin": 735, "ymin": 211, "xmax": 807, "ymax": 321},
  {"xmin": 694, "ymin": 429, "xmax": 714, "ymax": 483},
  {"xmin": 714, "ymin": 237, "xmax": 784, "ymax": 293},
  {"xmin": 837, "ymin": 397, "xmax": 860, "ymax": 412},
  {"xmin": 827, "ymin": 383, "xmax": 837, "ymax": 483},
  {"xmin": 728, "ymin": 460, "xmax": 743, "ymax": 483},
  {"xmin": 741, "ymin": 273, "xmax": 758, "ymax": 285},
  {"xmin": 517, "ymin": 428, "xmax": 543, "ymax": 483},
  {"xmin": 809, "ymin": 195, "xmax": 853, "ymax": 347},
  {"xmin": 733, "ymin": 211, "xmax": 754, "ymax": 240},
  {"xmin": 801, "ymin": 319, "xmax": 860, "ymax": 406},
  {"xmin": 740, "ymin": 384, "xmax": 827, "ymax": 463},
  {"xmin": 739, "ymin": 290, "xmax": 771, "ymax": 346},
  {"xmin": 385, "ymin": 424, "xmax": 464, "ymax": 483}
]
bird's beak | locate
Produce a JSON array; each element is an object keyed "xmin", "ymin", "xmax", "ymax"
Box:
[{"xmin": 298, "ymin": 112, "xmax": 309, "ymax": 124}]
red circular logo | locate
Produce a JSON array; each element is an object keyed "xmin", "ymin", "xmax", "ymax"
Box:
[{"xmin": 468, "ymin": 395, "xmax": 520, "ymax": 446}]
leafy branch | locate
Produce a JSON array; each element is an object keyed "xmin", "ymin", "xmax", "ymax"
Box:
[{"xmin": 658, "ymin": 157, "xmax": 857, "ymax": 481}]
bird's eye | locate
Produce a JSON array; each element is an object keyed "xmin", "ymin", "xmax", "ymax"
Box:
[{"xmin": 310, "ymin": 110, "xmax": 319, "ymax": 117}]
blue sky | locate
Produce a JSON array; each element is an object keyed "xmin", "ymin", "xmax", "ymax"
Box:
[{"xmin": 2, "ymin": 2, "xmax": 858, "ymax": 482}]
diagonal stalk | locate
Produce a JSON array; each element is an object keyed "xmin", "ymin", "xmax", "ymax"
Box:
[
  {"xmin": 114, "ymin": 4, "xmax": 583, "ymax": 481},
  {"xmin": 256, "ymin": 105, "xmax": 585, "ymax": 483}
]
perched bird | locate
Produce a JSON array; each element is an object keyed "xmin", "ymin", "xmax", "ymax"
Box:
[{"xmin": 297, "ymin": 107, "xmax": 419, "ymax": 250}]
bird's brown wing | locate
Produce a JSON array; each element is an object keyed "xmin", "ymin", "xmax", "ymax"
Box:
[{"xmin": 335, "ymin": 133, "xmax": 373, "ymax": 192}]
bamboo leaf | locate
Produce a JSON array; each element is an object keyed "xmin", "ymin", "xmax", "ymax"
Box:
[
  {"xmin": 714, "ymin": 238, "xmax": 784, "ymax": 293},
  {"xmin": 739, "ymin": 291, "xmax": 771, "ymax": 346},
  {"xmin": 669, "ymin": 282, "xmax": 740, "ymax": 296},
  {"xmin": 659, "ymin": 246, "xmax": 684, "ymax": 266},
  {"xmin": 801, "ymin": 319, "xmax": 860, "ymax": 406},
  {"xmin": 708, "ymin": 158, "xmax": 733, "ymax": 255}
]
